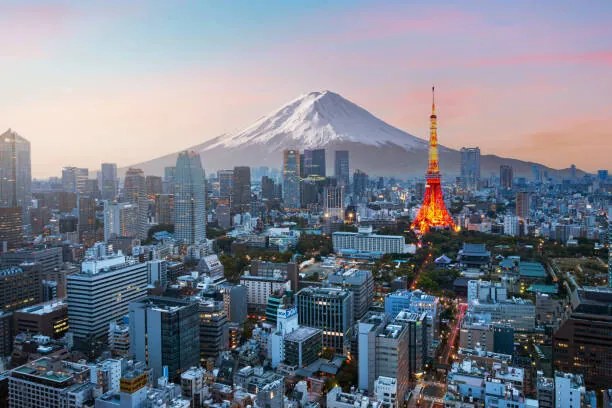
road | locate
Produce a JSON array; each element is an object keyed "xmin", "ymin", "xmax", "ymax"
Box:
[{"xmin": 440, "ymin": 302, "xmax": 467, "ymax": 365}]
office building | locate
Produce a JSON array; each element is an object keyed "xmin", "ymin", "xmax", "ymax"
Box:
[
  {"xmin": 163, "ymin": 166, "xmax": 176, "ymax": 194},
  {"xmin": 516, "ymin": 191, "xmax": 531, "ymax": 220},
  {"xmin": 327, "ymin": 386, "xmax": 381, "ymax": 408},
  {"xmin": 555, "ymin": 372, "xmax": 586, "ymax": 408},
  {"xmin": 468, "ymin": 280, "xmax": 507, "ymax": 303},
  {"xmin": 284, "ymin": 326, "xmax": 323, "ymax": 368},
  {"xmin": 103, "ymin": 201, "xmax": 137, "ymax": 241},
  {"xmin": 282, "ymin": 149, "xmax": 301, "ymax": 209},
  {"xmin": 77, "ymin": 195, "xmax": 97, "ymax": 243},
  {"xmin": 394, "ymin": 310, "xmax": 428, "ymax": 378},
  {"xmin": 123, "ymin": 168, "xmax": 148, "ymax": 240},
  {"xmin": 353, "ymin": 169, "xmax": 368, "ymax": 198},
  {"xmin": 108, "ymin": 320, "xmax": 130, "ymax": 357},
  {"xmin": 323, "ymin": 185, "xmax": 344, "ymax": 220},
  {"xmin": 99, "ymin": 163, "xmax": 117, "ymax": 200},
  {"xmin": 174, "ymin": 151, "xmax": 207, "ymax": 244},
  {"xmin": 155, "ymin": 193, "xmax": 174, "ymax": 225},
  {"xmin": 129, "ymin": 296, "xmax": 199, "ymax": 380},
  {"xmin": 470, "ymin": 297, "xmax": 535, "ymax": 332},
  {"xmin": 62, "ymin": 166, "xmax": 88, "ymax": 194},
  {"xmin": 145, "ymin": 175, "xmax": 162, "ymax": 196},
  {"xmin": 1, "ymin": 246, "xmax": 62, "ymax": 275},
  {"xmin": 9, "ymin": 357, "xmax": 95, "ymax": 408},
  {"xmin": 302, "ymin": 149, "xmax": 326, "ymax": 177},
  {"xmin": 217, "ymin": 169, "xmax": 234, "ymax": 200},
  {"xmin": 332, "ymin": 226, "xmax": 407, "ymax": 256},
  {"xmin": 181, "ymin": 367, "xmax": 207, "ymax": 408},
  {"xmin": 460, "ymin": 147, "xmax": 481, "ymax": 191},
  {"xmin": 504, "ymin": 215, "xmax": 520, "ymax": 237},
  {"xmin": 0, "ymin": 264, "xmax": 42, "ymax": 312},
  {"xmin": 0, "ymin": 207, "xmax": 23, "ymax": 250},
  {"xmin": 219, "ymin": 283, "xmax": 247, "ymax": 324},
  {"xmin": 334, "ymin": 150, "xmax": 350, "ymax": 187},
  {"xmin": 500, "ymin": 165, "xmax": 513, "ymax": 189},
  {"xmin": 240, "ymin": 274, "xmax": 291, "ymax": 313},
  {"xmin": 66, "ymin": 252, "xmax": 148, "ymax": 345},
  {"xmin": 0, "ymin": 129, "xmax": 31, "ymax": 211},
  {"xmin": 553, "ymin": 286, "xmax": 612, "ymax": 390},
  {"xmin": 231, "ymin": 166, "xmax": 251, "ymax": 214},
  {"xmin": 197, "ymin": 254, "xmax": 226, "ymax": 284},
  {"xmin": 358, "ymin": 312, "xmax": 409, "ymax": 404},
  {"xmin": 328, "ymin": 268, "xmax": 374, "ymax": 320},
  {"xmin": 198, "ymin": 299, "xmax": 228, "ymax": 362},
  {"xmin": 13, "ymin": 301, "xmax": 69, "ymax": 339},
  {"xmin": 88, "ymin": 358, "xmax": 122, "ymax": 393},
  {"xmin": 296, "ymin": 286, "xmax": 353, "ymax": 352}
]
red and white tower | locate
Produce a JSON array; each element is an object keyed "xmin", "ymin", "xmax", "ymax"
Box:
[{"xmin": 411, "ymin": 87, "xmax": 455, "ymax": 234}]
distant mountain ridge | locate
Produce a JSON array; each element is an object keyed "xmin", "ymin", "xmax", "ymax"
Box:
[{"xmin": 125, "ymin": 90, "xmax": 581, "ymax": 179}]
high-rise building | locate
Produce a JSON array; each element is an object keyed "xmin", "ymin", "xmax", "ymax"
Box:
[
  {"xmin": 261, "ymin": 176, "xmax": 276, "ymax": 201},
  {"xmin": 0, "ymin": 207, "xmax": 23, "ymax": 250},
  {"xmin": 155, "ymin": 194, "xmax": 174, "ymax": 225},
  {"xmin": 62, "ymin": 166, "xmax": 88, "ymax": 194},
  {"xmin": 0, "ymin": 264, "xmax": 42, "ymax": 312},
  {"xmin": 334, "ymin": 150, "xmax": 350, "ymax": 187},
  {"xmin": 217, "ymin": 169, "xmax": 234, "ymax": 199},
  {"xmin": 163, "ymin": 166, "xmax": 176, "ymax": 194},
  {"xmin": 553, "ymin": 286, "xmax": 612, "ymax": 390},
  {"xmin": 323, "ymin": 185, "xmax": 344, "ymax": 220},
  {"xmin": 516, "ymin": 191, "xmax": 531, "ymax": 220},
  {"xmin": 99, "ymin": 163, "xmax": 117, "ymax": 200},
  {"xmin": 231, "ymin": 166, "xmax": 251, "ymax": 214},
  {"xmin": 145, "ymin": 175, "xmax": 163, "ymax": 196},
  {"xmin": 0, "ymin": 129, "xmax": 31, "ymax": 229},
  {"xmin": 302, "ymin": 149, "xmax": 326, "ymax": 177},
  {"xmin": 129, "ymin": 296, "xmax": 199, "ymax": 380},
  {"xmin": 296, "ymin": 287, "xmax": 353, "ymax": 352},
  {"xmin": 282, "ymin": 149, "xmax": 301, "ymax": 209},
  {"xmin": 500, "ymin": 165, "xmax": 513, "ymax": 189},
  {"xmin": 1, "ymin": 246, "xmax": 63, "ymax": 275},
  {"xmin": 358, "ymin": 312, "xmax": 409, "ymax": 404},
  {"xmin": 608, "ymin": 206, "xmax": 611, "ymax": 288},
  {"xmin": 77, "ymin": 196, "xmax": 97, "ymax": 243},
  {"xmin": 327, "ymin": 268, "xmax": 374, "ymax": 320},
  {"xmin": 66, "ymin": 252, "xmax": 148, "ymax": 346},
  {"xmin": 460, "ymin": 147, "xmax": 481, "ymax": 191},
  {"xmin": 198, "ymin": 299, "xmax": 228, "ymax": 363},
  {"xmin": 174, "ymin": 151, "xmax": 206, "ymax": 244},
  {"xmin": 353, "ymin": 169, "xmax": 368, "ymax": 198},
  {"xmin": 103, "ymin": 201, "xmax": 138, "ymax": 241},
  {"xmin": 123, "ymin": 168, "xmax": 148, "ymax": 240}
]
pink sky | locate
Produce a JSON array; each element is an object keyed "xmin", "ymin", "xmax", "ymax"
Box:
[{"xmin": 0, "ymin": 1, "xmax": 610, "ymax": 177}]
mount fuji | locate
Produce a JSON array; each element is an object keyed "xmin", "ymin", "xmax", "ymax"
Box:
[{"xmin": 127, "ymin": 90, "xmax": 577, "ymax": 179}]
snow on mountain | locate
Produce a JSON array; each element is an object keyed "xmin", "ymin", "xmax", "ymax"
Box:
[{"xmin": 203, "ymin": 90, "xmax": 428, "ymax": 151}]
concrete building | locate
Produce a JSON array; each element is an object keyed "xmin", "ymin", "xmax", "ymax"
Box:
[
  {"xmin": 327, "ymin": 386, "xmax": 381, "ymax": 408},
  {"xmin": 394, "ymin": 310, "xmax": 428, "ymax": 378},
  {"xmin": 129, "ymin": 297, "xmax": 200, "ymax": 381},
  {"xmin": 500, "ymin": 165, "xmax": 513, "ymax": 189},
  {"xmin": 99, "ymin": 163, "xmax": 118, "ymax": 201},
  {"xmin": 284, "ymin": 326, "xmax": 322, "ymax": 368},
  {"xmin": 296, "ymin": 287, "xmax": 353, "ymax": 352},
  {"xmin": 374, "ymin": 376, "xmax": 398, "ymax": 408},
  {"xmin": 103, "ymin": 201, "xmax": 138, "ymax": 241},
  {"xmin": 66, "ymin": 252, "xmax": 148, "ymax": 346},
  {"xmin": 358, "ymin": 312, "xmax": 409, "ymax": 405},
  {"xmin": 13, "ymin": 301, "xmax": 69, "ymax": 339},
  {"xmin": 198, "ymin": 299, "xmax": 228, "ymax": 363},
  {"xmin": 460, "ymin": 147, "xmax": 481, "ymax": 191},
  {"xmin": 467, "ymin": 280, "xmax": 507, "ymax": 303},
  {"xmin": 332, "ymin": 226, "xmax": 407, "ymax": 255},
  {"xmin": 554, "ymin": 372, "xmax": 586, "ymax": 408},
  {"xmin": 217, "ymin": 169, "xmax": 233, "ymax": 199},
  {"xmin": 123, "ymin": 168, "xmax": 148, "ymax": 240},
  {"xmin": 154, "ymin": 193, "xmax": 174, "ymax": 225},
  {"xmin": 334, "ymin": 150, "xmax": 350, "ymax": 187},
  {"xmin": 9, "ymin": 356, "xmax": 95, "ymax": 408},
  {"xmin": 0, "ymin": 129, "xmax": 31, "ymax": 218},
  {"xmin": 197, "ymin": 254, "xmax": 226, "ymax": 284},
  {"xmin": 231, "ymin": 166, "xmax": 251, "ymax": 214},
  {"xmin": 180, "ymin": 367, "xmax": 207, "ymax": 408},
  {"xmin": 470, "ymin": 297, "xmax": 535, "ymax": 332},
  {"xmin": 0, "ymin": 264, "xmax": 42, "ymax": 312},
  {"xmin": 327, "ymin": 268, "xmax": 374, "ymax": 320},
  {"xmin": 240, "ymin": 274, "xmax": 291, "ymax": 314}
]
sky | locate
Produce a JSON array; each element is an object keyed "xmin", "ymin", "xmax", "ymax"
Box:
[{"xmin": 1, "ymin": 0, "xmax": 611, "ymax": 178}]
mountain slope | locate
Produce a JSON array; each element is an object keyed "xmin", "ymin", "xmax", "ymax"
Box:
[{"xmin": 126, "ymin": 91, "xmax": 579, "ymax": 179}]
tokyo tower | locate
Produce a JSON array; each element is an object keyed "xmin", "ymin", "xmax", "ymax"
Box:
[{"xmin": 411, "ymin": 87, "xmax": 456, "ymax": 234}]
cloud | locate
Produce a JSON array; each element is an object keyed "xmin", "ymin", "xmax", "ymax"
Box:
[{"xmin": 472, "ymin": 51, "xmax": 612, "ymax": 68}]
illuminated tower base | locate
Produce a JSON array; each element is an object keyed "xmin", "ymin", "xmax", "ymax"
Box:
[{"xmin": 412, "ymin": 176, "xmax": 455, "ymax": 234}]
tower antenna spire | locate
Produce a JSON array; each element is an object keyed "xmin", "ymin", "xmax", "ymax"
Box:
[{"xmin": 431, "ymin": 85, "xmax": 435, "ymax": 115}]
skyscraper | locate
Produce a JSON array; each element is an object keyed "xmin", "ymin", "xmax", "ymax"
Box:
[
  {"xmin": 460, "ymin": 147, "xmax": 481, "ymax": 191},
  {"xmin": 353, "ymin": 169, "xmax": 368, "ymax": 198},
  {"xmin": 231, "ymin": 166, "xmax": 251, "ymax": 214},
  {"xmin": 0, "ymin": 129, "xmax": 31, "ymax": 213},
  {"xmin": 334, "ymin": 150, "xmax": 350, "ymax": 187},
  {"xmin": 174, "ymin": 151, "xmax": 206, "ymax": 244},
  {"xmin": 500, "ymin": 165, "xmax": 513, "ymax": 189},
  {"xmin": 163, "ymin": 166, "xmax": 176, "ymax": 194},
  {"xmin": 78, "ymin": 196, "xmax": 97, "ymax": 243},
  {"xmin": 62, "ymin": 166, "xmax": 88, "ymax": 194},
  {"xmin": 123, "ymin": 168, "xmax": 148, "ymax": 240},
  {"xmin": 217, "ymin": 169, "xmax": 234, "ymax": 199},
  {"xmin": 99, "ymin": 163, "xmax": 117, "ymax": 200},
  {"xmin": 129, "ymin": 296, "xmax": 200, "ymax": 381},
  {"xmin": 302, "ymin": 149, "xmax": 326, "ymax": 177},
  {"xmin": 323, "ymin": 185, "xmax": 344, "ymax": 220},
  {"xmin": 516, "ymin": 191, "xmax": 530, "ymax": 220},
  {"xmin": 282, "ymin": 149, "xmax": 301, "ymax": 209}
]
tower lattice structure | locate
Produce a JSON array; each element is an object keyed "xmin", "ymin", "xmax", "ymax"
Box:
[{"xmin": 411, "ymin": 87, "xmax": 455, "ymax": 234}]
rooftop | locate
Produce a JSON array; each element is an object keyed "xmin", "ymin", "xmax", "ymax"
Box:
[
  {"xmin": 17, "ymin": 301, "xmax": 67, "ymax": 315},
  {"xmin": 519, "ymin": 262, "xmax": 547, "ymax": 278},
  {"xmin": 285, "ymin": 326, "xmax": 322, "ymax": 342}
]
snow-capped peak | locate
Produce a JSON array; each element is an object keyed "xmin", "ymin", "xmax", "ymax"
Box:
[{"xmin": 204, "ymin": 90, "xmax": 428, "ymax": 151}]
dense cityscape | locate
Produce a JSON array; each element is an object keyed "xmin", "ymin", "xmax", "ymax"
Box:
[{"xmin": 0, "ymin": 81, "xmax": 610, "ymax": 408}]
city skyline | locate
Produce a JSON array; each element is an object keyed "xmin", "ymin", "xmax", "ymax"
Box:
[{"xmin": 1, "ymin": 1, "xmax": 610, "ymax": 177}]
